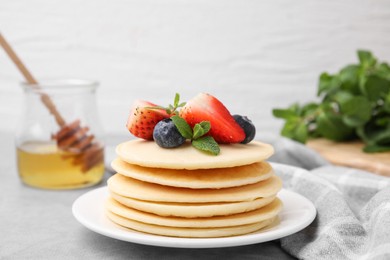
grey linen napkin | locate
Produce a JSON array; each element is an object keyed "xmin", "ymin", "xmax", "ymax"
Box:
[{"xmin": 270, "ymin": 138, "xmax": 390, "ymax": 260}]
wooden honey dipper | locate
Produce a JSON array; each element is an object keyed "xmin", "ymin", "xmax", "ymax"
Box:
[{"xmin": 0, "ymin": 32, "xmax": 104, "ymax": 172}]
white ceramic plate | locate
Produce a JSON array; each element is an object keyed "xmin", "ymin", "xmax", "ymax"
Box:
[{"xmin": 72, "ymin": 181, "xmax": 316, "ymax": 248}]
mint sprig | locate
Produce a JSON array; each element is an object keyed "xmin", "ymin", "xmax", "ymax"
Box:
[
  {"xmin": 146, "ymin": 93, "xmax": 186, "ymax": 116},
  {"xmin": 171, "ymin": 115, "xmax": 220, "ymax": 155}
]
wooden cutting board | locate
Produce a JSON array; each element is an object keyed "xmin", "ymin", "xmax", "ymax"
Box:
[{"xmin": 307, "ymin": 139, "xmax": 390, "ymax": 177}]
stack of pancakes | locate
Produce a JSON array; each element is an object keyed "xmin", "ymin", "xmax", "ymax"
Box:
[{"xmin": 106, "ymin": 140, "xmax": 282, "ymax": 238}]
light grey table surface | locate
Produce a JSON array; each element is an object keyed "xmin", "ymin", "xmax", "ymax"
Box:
[{"xmin": 0, "ymin": 131, "xmax": 294, "ymax": 260}]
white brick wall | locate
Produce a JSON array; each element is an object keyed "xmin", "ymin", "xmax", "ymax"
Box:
[{"xmin": 1, "ymin": 0, "xmax": 390, "ymax": 141}]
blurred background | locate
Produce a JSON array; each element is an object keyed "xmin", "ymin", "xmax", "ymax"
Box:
[{"xmin": 1, "ymin": 0, "xmax": 390, "ymax": 141}]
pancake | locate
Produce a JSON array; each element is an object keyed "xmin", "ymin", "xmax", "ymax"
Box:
[
  {"xmin": 106, "ymin": 197, "xmax": 282, "ymax": 228},
  {"xmin": 108, "ymin": 173, "xmax": 282, "ymax": 203},
  {"xmin": 110, "ymin": 191, "xmax": 276, "ymax": 217},
  {"xmin": 116, "ymin": 140, "xmax": 274, "ymax": 170},
  {"xmin": 111, "ymin": 158, "xmax": 274, "ymax": 189},
  {"xmin": 106, "ymin": 210, "xmax": 277, "ymax": 238}
]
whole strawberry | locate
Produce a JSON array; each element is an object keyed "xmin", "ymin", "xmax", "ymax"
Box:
[{"xmin": 126, "ymin": 100, "xmax": 169, "ymax": 140}]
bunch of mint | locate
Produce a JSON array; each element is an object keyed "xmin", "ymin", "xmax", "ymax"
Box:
[{"xmin": 273, "ymin": 50, "xmax": 390, "ymax": 153}]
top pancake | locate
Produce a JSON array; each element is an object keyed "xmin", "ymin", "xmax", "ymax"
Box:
[{"xmin": 116, "ymin": 140, "xmax": 274, "ymax": 169}]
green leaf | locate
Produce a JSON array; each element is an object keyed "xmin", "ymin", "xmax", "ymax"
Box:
[
  {"xmin": 358, "ymin": 50, "xmax": 377, "ymax": 67},
  {"xmin": 363, "ymin": 75, "xmax": 390, "ymax": 101},
  {"xmin": 279, "ymin": 118, "xmax": 308, "ymax": 143},
  {"xmin": 331, "ymin": 90, "xmax": 354, "ymax": 105},
  {"xmin": 377, "ymin": 63, "xmax": 390, "ymax": 80},
  {"xmin": 174, "ymin": 93, "xmax": 180, "ymax": 107},
  {"xmin": 385, "ymin": 92, "xmax": 390, "ymax": 113},
  {"xmin": 295, "ymin": 122, "xmax": 308, "ymax": 143},
  {"xmin": 358, "ymin": 69, "xmax": 368, "ymax": 94},
  {"xmin": 316, "ymin": 112, "xmax": 354, "ymax": 141},
  {"xmin": 318, "ymin": 73, "xmax": 337, "ymax": 96},
  {"xmin": 356, "ymin": 119, "xmax": 390, "ymax": 146},
  {"xmin": 193, "ymin": 121, "xmax": 211, "ymax": 139},
  {"xmin": 301, "ymin": 103, "xmax": 320, "ymax": 116},
  {"xmin": 375, "ymin": 117, "xmax": 390, "ymax": 127},
  {"xmin": 199, "ymin": 121, "xmax": 211, "ymax": 134},
  {"xmin": 192, "ymin": 136, "xmax": 220, "ymax": 155},
  {"xmin": 339, "ymin": 65, "xmax": 360, "ymax": 94},
  {"xmin": 144, "ymin": 105, "xmax": 166, "ymax": 110},
  {"xmin": 272, "ymin": 109, "xmax": 299, "ymax": 120},
  {"xmin": 280, "ymin": 118, "xmax": 299, "ymax": 138},
  {"xmin": 171, "ymin": 115, "xmax": 193, "ymax": 139},
  {"xmin": 339, "ymin": 96, "xmax": 371, "ymax": 127},
  {"xmin": 178, "ymin": 102, "xmax": 186, "ymax": 107},
  {"xmin": 193, "ymin": 124, "xmax": 205, "ymax": 139}
]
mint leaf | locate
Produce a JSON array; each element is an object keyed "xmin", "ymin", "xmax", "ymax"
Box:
[
  {"xmin": 192, "ymin": 136, "xmax": 220, "ymax": 155},
  {"xmin": 280, "ymin": 118, "xmax": 298, "ymax": 136},
  {"xmin": 364, "ymin": 75, "xmax": 390, "ymax": 101},
  {"xmin": 279, "ymin": 118, "xmax": 308, "ymax": 143},
  {"xmin": 339, "ymin": 96, "xmax": 371, "ymax": 127},
  {"xmin": 193, "ymin": 121, "xmax": 211, "ymax": 139},
  {"xmin": 301, "ymin": 103, "xmax": 320, "ymax": 117},
  {"xmin": 358, "ymin": 50, "xmax": 376, "ymax": 67},
  {"xmin": 375, "ymin": 117, "xmax": 390, "ymax": 127},
  {"xmin": 339, "ymin": 65, "xmax": 360, "ymax": 94},
  {"xmin": 174, "ymin": 93, "xmax": 180, "ymax": 107},
  {"xmin": 318, "ymin": 73, "xmax": 341, "ymax": 97},
  {"xmin": 199, "ymin": 121, "xmax": 211, "ymax": 134},
  {"xmin": 331, "ymin": 90, "xmax": 354, "ymax": 104},
  {"xmin": 316, "ymin": 112, "xmax": 354, "ymax": 141},
  {"xmin": 357, "ymin": 121, "xmax": 390, "ymax": 145},
  {"xmin": 295, "ymin": 122, "xmax": 308, "ymax": 143},
  {"xmin": 385, "ymin": 92, "xmax": 390, "ymax": 113},
  {"xmin": 193, "ymin": 124, "xmax": 205, "ymax": 139},
  {"xmin": 377, "ymin": 63, "xmax": 390, "ymax": 80},
  {"xmin": 144, "ymin": 105, "xmax": 166, "ymax": 110},
  {"xmin": 171, "ymin": 115, "xmax": 193, "ymax": 139},
  {"xmin": 272, "ymin": 108, "xmax": 298, "ymax": 120},
  {"xmin": 318, "ymin": 72, "xmax": 334, "ymax": 96}
]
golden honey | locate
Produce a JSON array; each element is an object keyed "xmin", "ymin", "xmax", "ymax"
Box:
[{"xmin": 17, "ymin": 141, "xmax": 105, "ymax": 189}]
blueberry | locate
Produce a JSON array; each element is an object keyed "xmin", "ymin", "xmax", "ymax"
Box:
[
  {"xmin": 153, "ymin": 118, "xmax": 186, "ymax": 148},
  {"xmin": 233, "ymin": 115, "xmax": 256, "ymax": 144}
]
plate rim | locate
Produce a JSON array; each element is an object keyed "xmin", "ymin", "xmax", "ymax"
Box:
[{"xmin": 72, "ymin": 184, "xmax": 316, "ymax": 248}]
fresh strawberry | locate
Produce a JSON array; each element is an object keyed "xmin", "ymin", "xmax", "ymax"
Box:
[
  {"xmin": 126, "ymin": 100, "xmax": 169, "ymax": 140},
  {"xmin": 179, "ymin": 93, "xmax": 245, "ymax": 143}
]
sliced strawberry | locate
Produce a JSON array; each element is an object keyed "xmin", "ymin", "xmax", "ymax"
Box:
[
  {"xmin": 126, "ymin": 100, "xmax": 169, "ymax": 140},
  {"xmin": 179, "ymin": 93, "xmax": 245, "ymax": 143}
]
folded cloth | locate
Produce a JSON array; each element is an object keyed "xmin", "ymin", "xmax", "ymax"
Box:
[{"xmin": 270, "ymin": 138, "xmax": 390, "ymax": 260}]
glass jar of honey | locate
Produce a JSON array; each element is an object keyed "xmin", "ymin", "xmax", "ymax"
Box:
[{"xmin": 16, "ymin": 79, "xmax": 105, "ymax": 189}]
